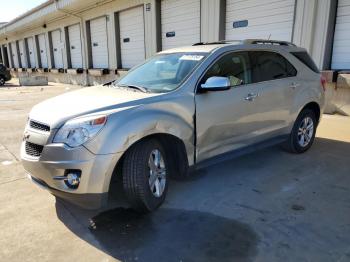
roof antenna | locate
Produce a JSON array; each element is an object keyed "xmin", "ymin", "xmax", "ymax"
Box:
[{"xmin": 268, "ymin": 34, "xmax": 271, "ymax": 40}]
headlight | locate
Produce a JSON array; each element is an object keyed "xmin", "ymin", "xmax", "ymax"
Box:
[{"xmin": 53, "ymin": 115, "xmax": 107, "ymax": 147}]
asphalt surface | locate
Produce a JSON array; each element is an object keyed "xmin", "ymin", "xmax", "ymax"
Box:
[{"xmin": 1, "ymin": 79, "xmax": 350, "ymax": 262}]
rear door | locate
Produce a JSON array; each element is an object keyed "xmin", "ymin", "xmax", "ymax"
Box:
[
  {"xmin": 195, "ymin": 51, "xmax": 264, "ymax": 162},
  {"xmin": 249, "ymin": 51, "xmax": 298, "ymax": 132}
]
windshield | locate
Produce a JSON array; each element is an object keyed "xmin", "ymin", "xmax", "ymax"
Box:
[{"xmin": 113, "ymin": 53, "xmax": 207, "ymax": 93}]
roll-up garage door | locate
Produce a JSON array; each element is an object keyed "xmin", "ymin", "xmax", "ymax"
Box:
[
  {"xmin": 90, "ymin": 16, "xmax": 108, "ymax": 68},
  {"xmin": 18, "ymin": 40, "xmax": 27, "ymax": 68},
  {"xmin": 10, "ymin": 42, "xmax": 19, "ymax": 68},
  {"xmin": 331, "ymin": 0, "xmax": 350, "ymax": 70},
  {"xmin": 225, "ymin": 0, "xmax": 295, "ymax": 41},
  {"xmin": 161, "ymin": 0, "xmax": 201, "ymax": 50},
  {"xmin": 119, "ymin": 6, "xmax": 145, "ymax": 69},
  {"xmin": 51, "ymin": 30, "xmax": 64, "ymax": 68},
  {"xmin": 68, "ymin": 24, "xmax": 83, "ymax": 68},
  {"xmin": 26, "ymin": 37, "xmax": 36, "ymax": 68},
  {"xmin": 38, "ymin": 34, "xmax": 48, "ymax": 68}
]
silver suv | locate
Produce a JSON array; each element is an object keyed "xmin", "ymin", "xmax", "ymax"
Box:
[{"xmin": 21, "ymin": 39, "xmax": 325, "ymax": 212}]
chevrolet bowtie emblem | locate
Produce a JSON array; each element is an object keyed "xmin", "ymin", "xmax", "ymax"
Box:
[{"xmin": 23, "ymin": 132, "xmax": 30, "ymax": 141}]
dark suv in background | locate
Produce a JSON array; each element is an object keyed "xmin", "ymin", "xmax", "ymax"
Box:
[{"xmin": 0, "ymin": 64, "xmax": 11, "ymax": 86}]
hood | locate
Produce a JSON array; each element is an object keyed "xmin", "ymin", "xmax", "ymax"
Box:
[{"xmin": 29, "ymin": 85, "xmax": 160, "ymax": 128}]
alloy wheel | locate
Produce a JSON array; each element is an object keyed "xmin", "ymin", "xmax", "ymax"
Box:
[
  {"xmin": 148, "ymin": 149, "xmax": 166, "ymax": 197},
  {"xmin": 297, "ymin": 116, "xmax": 314, "ymax": 147}
]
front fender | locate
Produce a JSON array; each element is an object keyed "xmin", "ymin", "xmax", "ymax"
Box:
[{"xmin": 85, "ymin": 103, "xmax": 195, "ymax": 163}]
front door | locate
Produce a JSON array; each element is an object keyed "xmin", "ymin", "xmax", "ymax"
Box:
[{"xmin": 195, "ymin": 51, "xmax": 263, "ymax": 162}]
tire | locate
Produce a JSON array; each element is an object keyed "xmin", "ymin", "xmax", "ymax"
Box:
[
  {"xmin": 122, "ymin": 138, "xmax": 168, "ymax": 212},
  {"xmin": 0, "ymin": 76, "xmax": 5, "ymax": 86},
  {"xmin": 283, "ymin": 109, "xmax": 317, "ymax": 153}
]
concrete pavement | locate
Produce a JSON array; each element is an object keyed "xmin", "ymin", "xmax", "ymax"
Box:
[{"xmin": 0, "ymin": 79, "xmax": 350, "ymax": 262}]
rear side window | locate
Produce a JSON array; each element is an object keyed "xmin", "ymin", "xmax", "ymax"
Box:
[
  {"xmin": 291, "ymin": 51, "xmax": 319, "ymax": 73},
  {"xmin": 250, "ymin": 51, "xmax": 297, "ymax": 83}
]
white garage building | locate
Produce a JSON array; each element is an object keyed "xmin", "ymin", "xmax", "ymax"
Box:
[{"xmin": 0, "ymin": 0, "xmax": 348, "ymax": 86}]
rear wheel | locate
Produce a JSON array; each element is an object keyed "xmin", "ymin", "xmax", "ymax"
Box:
[
  {"xmin": 284, "ymin": 109, "xmax": 317, "ymax": 153},
  {"xmin": 0, "ymin": 76, "xmax": 5, "ymax": 86},
  {"xmin": 122, "ymin": 138, "xmax": 168, "ymax": 212}
]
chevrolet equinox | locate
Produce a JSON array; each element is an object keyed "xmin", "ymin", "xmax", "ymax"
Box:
[{"xmin": 21, "ymin": 39, "xmax": 325, "ymax": 212}]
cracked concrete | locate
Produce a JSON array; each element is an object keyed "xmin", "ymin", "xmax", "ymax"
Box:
[{"xmin": 1, "ymin": 79, "xmax": 350, "ymax": 262}]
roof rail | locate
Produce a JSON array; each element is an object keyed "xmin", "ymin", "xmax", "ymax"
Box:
[
  {"xmin": 244, "ymin": 39, "xmax": 296, "ymax": 46},
  {"xmin": 192, "ymin": 39, "xmax": 296, "ymax": 47},
  {"xmin": 192, "ymin": 40, "xmax": 242, "ymax": 46}
]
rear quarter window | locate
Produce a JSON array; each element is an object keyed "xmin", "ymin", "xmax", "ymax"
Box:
[{"xmin": 291, "ymin": 51, "xmax": 319, "ymax": 73}]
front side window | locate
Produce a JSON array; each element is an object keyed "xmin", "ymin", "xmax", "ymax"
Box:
[
  {"xmin": 250, "ymin": 51, "xmax": 297, "ymax": 83},
  {"xmin": 114, "ymin": 53, "xmax": 206, "ymax": 93},
  {"xmin": 202, "ymin": 51, "xmax": 252, "ymax": 86}
]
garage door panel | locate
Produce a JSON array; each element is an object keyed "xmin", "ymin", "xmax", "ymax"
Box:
[
  {"xmin": 27, "ymin": 37, "xmax": 36, "ymax": 68},
  {"xmin": 225, "ymin": 0, "xmax": 295, "ymax": 41},
  {"xmin": 18, "ymin": 40, "xmax": 27, "ymax": 68},
  {"xmin": 226, "ymin": 14, "xmax": 294, "ymax": 28},
  {"xmin": 38, "ymin": 34, "xmax": 48, "ymax": 68},
  {"xmin": 161, "ymin": 0, "xmax": 200, "ymax": 50},
  {"xmin": 162, "ymin": 0, "xmax": 199, "ymax": 10},
  {"xmin": 51, "ymin": 30, "xmax": 64, "ymax": 69},
  {"xmin": 226, "ymin": 0, "xmax": 293, "ymax": 11},
  {"xmin": 90, "ymin": 17, "xmax": 108, "ymax": 68},
  {"xmin": 227, "ymin": 7, "xmax": 294, "ymax": 22},
  {"xmin": 332, "ymin": 1, "xmax": 350, "ymax": 69},
  {"xmin": 119, "ymin": 6, "xmax": 145, "ymax": 69},
  {"xmin": 11, "ymin": 43, "xmax": 19, "ymax": 68},
  {"xmin": 68, "ymin": 24, "xmax": 83, "ymax": 68},
  {"xmin": 161, "ymin": 12, "xmax": 200, "ymax": 25},
  {"xmin": 337, "ymin": 5, "xmax": 350, "ymax": 15},
  {"xmin": 333, "ymin": 21, "xmax": 350, "ymax": 30},
  {"xmin": 226, "ymin": 0, "xmax": 295, "ymax": 12}
]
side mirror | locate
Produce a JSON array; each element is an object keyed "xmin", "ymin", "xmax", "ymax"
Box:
[{"xmin": 200, "ymin": 76, "xmax": 231, "ymax": 91}]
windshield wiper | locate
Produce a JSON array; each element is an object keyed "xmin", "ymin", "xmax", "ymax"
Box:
[{"xmin": 117, "ymin": 84, "xmax": 149, "ymax": 93}]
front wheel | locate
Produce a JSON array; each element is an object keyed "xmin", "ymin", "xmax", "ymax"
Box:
[
  {"xmin": 284, "ymin": 109, "xmax": 317, "ymax": 153},
  {"xmin": 122, "ymin": 138, "xmax": 168, "ymax": 212}
]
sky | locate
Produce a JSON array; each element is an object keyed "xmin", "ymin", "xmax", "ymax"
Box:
[{"xmin": 0, "ymin": 0, "xmax": 47, "ymax": 23}]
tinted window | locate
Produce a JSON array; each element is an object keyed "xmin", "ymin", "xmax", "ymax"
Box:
[
  {"xmin": 202, "ymin": 52, "xmax": 252, "ymax": 86},
  {"xmin": 250, "ymin": 51, "xmax": 297, "ymax": 83},
  {"xmin": 291, "ymin": 51, "xmax": 319, "ymax": 73}
]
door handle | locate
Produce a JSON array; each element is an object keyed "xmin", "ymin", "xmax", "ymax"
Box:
[
  {"xmin": 289, "ymin": 82, "xmax": 300, "ymax": 89},
  {"xmin": 244, "ymin": 93, "xmax": 259, "ymax": 101}
]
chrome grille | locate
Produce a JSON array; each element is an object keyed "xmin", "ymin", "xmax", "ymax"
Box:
[
  {"xmin": 29, "ymin": 120, "xmax": 50, "ymax": 132},
  {"xmin": 25, "ymin": 142, "xmax": 44, "ymax": 157}
]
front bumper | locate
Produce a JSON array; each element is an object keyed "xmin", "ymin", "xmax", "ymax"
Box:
[{"xmin": 21, "ymin": 142, "xmax": 121, "ymax": 209}]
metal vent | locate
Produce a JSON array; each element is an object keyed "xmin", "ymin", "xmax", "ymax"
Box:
[
  {"xmin": 25, "ymin": 142, "xmax": 44, "ymax": 157},
  {"xmin": 29, "ymin": 120, "xmax": 50, "ymax": 132}
]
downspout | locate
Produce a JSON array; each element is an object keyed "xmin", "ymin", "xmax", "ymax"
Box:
[{"xmin": 54, "ymin": 0, "xmax": 89, "ymax": 86}]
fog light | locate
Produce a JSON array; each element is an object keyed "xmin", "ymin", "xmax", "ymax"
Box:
[
  {"xmin": 67, "ymin": 173, "xmax": 80, "ymax": 186},
  {"xmin": 64, "ymin": 170, "xmax": 81, "ymax": 189}
]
